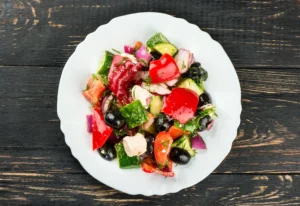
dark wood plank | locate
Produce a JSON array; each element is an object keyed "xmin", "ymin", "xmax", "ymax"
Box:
[
  {"xmin": 1, "ymin": 172, "xmax": 300, "ymax": 205},
  {"xmin": 0, "ymin": 0, "xmax": 300, "ymax": 67},
  {"xmin": 0, "ymin": 66, "xmax": 299, "ymax": 174}
]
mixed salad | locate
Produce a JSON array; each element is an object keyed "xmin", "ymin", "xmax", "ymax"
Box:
[{"xmin": 82, "ymin": 32, "xmax": 217, "ymax": 177}]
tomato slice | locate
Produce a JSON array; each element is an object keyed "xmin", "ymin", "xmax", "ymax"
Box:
[
  {"xmin": 92, "ymin": 107, "xmax": 113, "ymax": 150},
  {"xmin": 82, "ymin": 77, "xmax": 106, "ymax": 106},
  {"xmin": 149, "ymin": 54, "xmax": 180, "ymax": 84},
  {"xmin": 162, "ymin": 88, "xmax": 198, "ymax": 124},
  {"xmin": 168, "ymin": 126, "xmax": 186, "ymax": 140},
  {"xmin": 142, "ymin": 158, "xmax": 174, "ymax": 177},
  {"xmin": 154, "ymin": 131, "xmax": 173, "ymax": 168}
]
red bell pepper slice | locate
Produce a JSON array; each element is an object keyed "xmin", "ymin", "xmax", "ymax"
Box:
[
  {"xmin": 142, "ymin": 158, "xmax": 174, "ymax": 177},
  {"xmin": 162, "ymin": 88, "xmax": 199, "ymax": 124},
  {"xmin": 92, "ymin": 107, "xmax": 113, "ymax": 150},
  {"xmin": 82, "ymin": 77, "xmax": 106, "ymax": 106},
  {"xmin": 168, "ymin": 126, "xmax": 189, "ymax": 140},
  {"xmin": 108, "ymin": 55, "xmax": 143, "ymax": 105},
  {"xmin": 149, "ymin": 54, "xmax": 180, "ymax": 84}
]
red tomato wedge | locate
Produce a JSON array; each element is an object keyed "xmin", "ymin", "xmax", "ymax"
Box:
[
  {"xmin": 92, "ymin": 107, "xmax": 113, "ymax": 150},
  {"xmin": 154, "ymin": 131, "xmax": 173, "ymax": 169},
  {"xmin": 142, "ymin": 158, "xmax": 174, "ymax": 177},
  {"xmin": 168, "ymin": 126, "xmax": 188, "ymax": 140},
  {"xmin": 82, "ymin": 77, "xmax": 106, "ymax": 106},
  {"xmin": 149, "ymin": 54, "xmax": 180, "ymax": 84},
  {"xmin": 162, "ymin": 88, "xmax": 198, "ymax": 124}
]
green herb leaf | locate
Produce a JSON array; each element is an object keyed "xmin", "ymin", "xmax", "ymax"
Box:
[
  {"xmin": 144, "ymin": 76, "xmax": 152, "ymax": 85},
  {"xmin": 198, "ymin": 106, "xmax": 217, "ymax": 120},
  {"xmin": 112, "ymin": 48, "xmax": 121, "ymax": 54}
]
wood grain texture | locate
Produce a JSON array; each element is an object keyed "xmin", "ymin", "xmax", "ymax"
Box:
[
  {"xmin": 0, "ymin": 0, "xmax": 300, "ymax": 67},
  {"xmin": 1, "ymin": 173, "xmax": 300, "ymax": 205},
  {"xmin": 0, "ymin": 66, "xmax": 299, "ymax": 175}
]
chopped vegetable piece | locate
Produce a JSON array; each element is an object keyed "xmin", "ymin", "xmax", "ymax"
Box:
[
  {"xmin": 162, "ymin": 88, "xmax": 198, "ymax": 124},
  {"xmin": 97, "ymin": 51, "xmax": 114, "ymax": 76},
  {"xmin": 108, "ymin": 57, "xmax": 143, "ymax": 105},
  {"xmin": 177, "ymin": 78, "xmax": 204, "ymax": 96},
  {"xmin": 149, "ymin": 95, "xmax": 163, "ymax": 116},
  {"xmin": 82, "ymin": 76, "xmax": 106, "ymax": 106},
  {"xmin": 92, "ymin": 107, "xmax": 113, "ymax": 150},
  {"xmin": 154, "ymin": 131, "xmax": 173, "ymax": 169},
  {"xmin": 131, "ymin": 85, "xmax": 153, "ymax": 109},
  {"xmin": 174, "ymin": 49, "xmax": 194, "ymax": 73},
  {"xmin": 120, "ymin": 100, "xmax": 148, "ymax": 128},
  {"xmin": 141, "ymin": 82, "xmax": 171, "ymax": 95},
  {"xmin": 149, "ymin": 54, "xmax": 180, "ymax": 84},
  {"xmin": 191, "ymin": 134, "xmax": 207, "ymax": 150},
  {"xmin": 86, "ymin": 114, "xmax": 93, "ymax": 133},
  {"xmin": 124, "ymin": 45, "xmax": 134, "ymax": 54},
  {"xmin": 153, "ymin": 43, "xmax": 178, "ymax": 56},
  {"xmin": 146, "ymin": 32, "xmax": 170, "ymax": 48},
  {"xmin": 134, "ymin": 41, "xmax": 143, "ymax": 50},
  {"xmin": 135, "ymin": 45, "xmax": 152, "ymax": 66},
  {"xmin": 174, "ymin": 118, "xmax": 198, "ymax": 134},
  {"xmin": 115, "ymin": 142, "xmax": 140, "ymax": 168},
  {"xmin": 168, "ymin": 126, "xmax": 187, "ymax": 140},
  {"xmin": 142, "ymin": 158, "xmax": 174, "ymax": 177},
  {"xmin": 142, "ymin": 113, "xmax": 156, "ymax": 134},
  {"xmin": 172, "ymin": 135, "xmax": 195, "ymax": 157}
]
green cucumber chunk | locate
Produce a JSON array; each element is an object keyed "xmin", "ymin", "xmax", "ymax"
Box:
[
  {"xmin": 97, "ymin": 51, "xmax": 114, "ymax": 76},
  {"xmin": 177, "ymin": 78, "xmax": 204, "ymax": 96},
  {"xmin": 146, "ymin": 32, "xmax": 170, "ymax": 48},
  {"xmin": 120, "ymin": 100, "xmax": 148, "ymax": 129},
  {"xmin": 150, "ymin": 96, "xmax": 162, "ymax": 116},
  {"xmin": 115, "ymin": 143, "xmax": 140, "ymax": 168},
  {"xmin": 172, "ymin": 135, "xmax": 195, "ymax": 157},
  {"xmin": 153, "ymin": 43, "xmax": 178, "ymax": 56}
]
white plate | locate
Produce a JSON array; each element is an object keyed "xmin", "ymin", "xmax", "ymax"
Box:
[{"xmin": 57, "ymin": 12, "xmax": 242, "ymax": 196}]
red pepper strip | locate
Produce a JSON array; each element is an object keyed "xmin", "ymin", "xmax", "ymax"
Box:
[
  {"xmin": 142, "ymin": 158, "xmax": 174, "ymax": 177},
  {"xmin": 168, "ymin": 126, "xmax": 189, "ymax": 140},
  {"xmin": 82, "ymin": 77, "xmax": 106, "ymax": 106},
  {"xmin": 92, "ymin": 107, "xmax": 113, "ymax": 150},
  {"xmin": 162, "ymin": 88, "xmax": 199, "ymax": 124},
  {"xmin": 109, "ymin": 57, "xmax": 143, "ymax": 105},
  {"xmin": 149, "ymin": 54, "xmax": 180, "ymax": 84}
]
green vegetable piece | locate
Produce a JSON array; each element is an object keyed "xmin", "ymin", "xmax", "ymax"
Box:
[
  {"xmin": 146, "ymin": 32, "xmax": 170, "ymax": 48},
  {"xmin": 153, "ymin": 43, "xmax": 178, "ymax": 56},
  {"xmin": 150, "ymin": 95, "xmax": 163, "ymax": 116},
  {"xmin": 115, "ymin": 143, "xmax": 140, "ymax": 168},
  {"xmin": 174, "ymin": 119, "xmax": 198, "ymax": 134},
  {"xmin": 198, "ymin": 105, "xmax": 218, "ymax": 120},
  {"xmin": 120, "ymin": 100, "xmax": 148, "ymax": 128},
  {"xmin": 177, "ymin": 78, "xmax": 204, "ymax": 96},
  {"xmin": 97, "ymin": 51, "xmax": 114, "ymax": 76},
  {"xmin": 172, "ymin": 135, "xmax": 195, "ymax": 157}
]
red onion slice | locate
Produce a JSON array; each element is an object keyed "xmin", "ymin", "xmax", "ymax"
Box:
[
  {"xmin": 124, "ymin": 45, "xmax": 134, "ymax": 54},
  {"xmin": 192, "ymin": 134, "xmax": 207, "ymax": 149},
  {"xmin": 86, "ymin": 114, "xmax": 93, "ymax": 133}
]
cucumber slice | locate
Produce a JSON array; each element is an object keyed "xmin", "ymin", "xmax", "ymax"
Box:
[
  {"xmin": 153, "ymin": 43, "xmax": 178, "ymax": 56},
  {"xmin": 146, "ymin": 32, "xmax": 170, "ymax": 48},
  {"xmin": 97, "ymin": 51, "xmax": 114, "ymax": 76},
  {"xmin": 177, "ymin": 78, "xmax": 204, "ymax": 96},
  {"xmin": 150, "ymin": 96, "xmax": 162, "ymax": 116}
]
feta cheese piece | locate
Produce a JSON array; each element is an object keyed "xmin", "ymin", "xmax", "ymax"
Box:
[
  {"xmin": 131, "ymin": 85, "xmax": 153, "ymax": 109},
  {"xmin": 123, "ymin": 133, "xmax": 147, "ymax": 157}
]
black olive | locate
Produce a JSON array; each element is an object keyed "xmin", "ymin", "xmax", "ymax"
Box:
[
  {"xmin": 104, "ymin": 110, "xmax": 125, "ymax": 129},
  {"xmin": 184, "ymin": 65, "xmax": 208, "ymax": 83},
  {"xmin": 150, "ymin": 51, "xmax": 162, "ymax": 60},
  {"xmin": 145, "ymin": 135, "xmax": 155, "ymax": 156},
  {"xmin": 191, "ymin": 62, "xmax": 201, "ymax": 67},
  {"xmin": 97, "ymin": 143, "xmax": 117, "ymax": 161},
  {"xmin": 169, "ymin": 148, "xmax": 191, "ymax": 165},
  {"xmin": 198, "ymin": 92, "xmax": 212, "ymax": 107},
  {"xmin": 155, "ymin": 113, "xmax": 171, "ymax": 132},
  {"xmin": 199, "ymin": 115, "xmax": 212, "ymax": 132}
]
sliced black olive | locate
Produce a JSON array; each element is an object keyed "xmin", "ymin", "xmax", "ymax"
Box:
[
  {"xmin": 145, "ymin": 134, "xmax": 155, "ymax": 156},
  {"xmin": 199, "ymin": 115, "xmax": 212, "ymax": 132},
  {"xmin": 155, "ymin": 113, "xmax": 171, "ymax": 132},
  {"xmin": 104, "ymin": 110, "xmax": 125, "ymax": 129},
  {"xmin": 184, "ymin": 65, "xmax": 208, "ymax": 83},
  {"xmin": 98, "ymin": 143, "xmax": 117, "ymax": 161},
  {"xmin": 198, "ymin": 92, "xmax": 212, "ymax": 107},
  {"xmin": 169, "ymin": 148, "xmax": 191, "ymax": 165}
]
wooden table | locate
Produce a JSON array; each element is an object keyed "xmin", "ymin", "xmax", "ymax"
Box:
[{"xmin": 1, "ymin": 0, "xmax": 300, "ymax": 205}]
